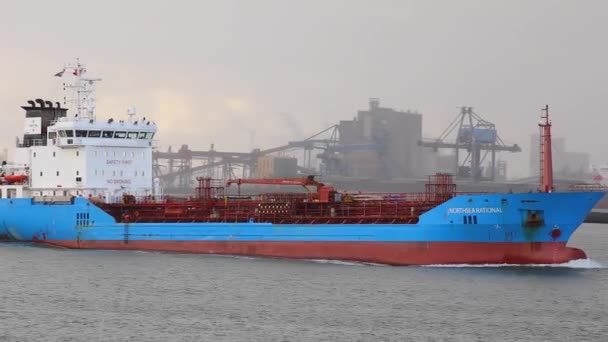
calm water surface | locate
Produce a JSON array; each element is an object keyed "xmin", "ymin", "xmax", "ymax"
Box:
[{"xmin": 1, "ymin": 224, "xmax": 607, "ymax": 342}]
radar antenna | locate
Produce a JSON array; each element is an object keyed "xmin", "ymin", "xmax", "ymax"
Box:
[{"xmin": 58, "ymin": 59, "xmax": 102, "ymax": 120}]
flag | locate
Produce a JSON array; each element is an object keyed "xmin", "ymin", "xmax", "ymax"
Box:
[
  {"xmin": 73, "ymin": 67, "xmax": 86, "ymax": 76},
  {"xmin": 54, "ymin": 69, "xmax": 65, "ymax": 77}
]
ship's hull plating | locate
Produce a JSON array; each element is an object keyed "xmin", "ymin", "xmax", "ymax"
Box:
[
  {"xmin": 37, "ymin": 240, "xmax": 585, "ymax": 265},
  {"xmin": 1, "ymin": 191, "xmax": 603, "ymax": 265}
]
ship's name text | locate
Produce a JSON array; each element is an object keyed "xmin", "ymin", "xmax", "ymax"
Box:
[
  {"xmin": 447, "ymin": 207, "xmax": 503, "ymax": 214},
  {"xmin": 107, "ymin": 179, "xmax": 132, "ymax": 185},
  {"xmin": 106, "ymin": 160, "xmax": 133, "ymax": 165}
]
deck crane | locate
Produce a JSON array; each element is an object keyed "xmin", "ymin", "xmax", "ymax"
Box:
[{"xmin": 419, "ymin": 107, "xmax": 521, "ymax": 181}]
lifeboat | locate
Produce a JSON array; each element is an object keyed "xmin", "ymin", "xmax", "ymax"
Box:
[{"xmin": 2, "ymin": 175, "xmax": 28, "ymax": 183}]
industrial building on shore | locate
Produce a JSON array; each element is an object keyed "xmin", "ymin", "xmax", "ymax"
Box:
[{"xmin": 155, "ymin": 98, "xmax": 528, "ymax": 190}]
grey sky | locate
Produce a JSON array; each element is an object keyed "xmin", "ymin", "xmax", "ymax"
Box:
[{"xmin": 1, "ymin": 0, "xmax": 607, "ymax": 177}]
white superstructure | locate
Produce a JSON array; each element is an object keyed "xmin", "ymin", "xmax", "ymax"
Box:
[{"xmin": 0, "ymin": 61, "xmax": 157, "ymax": 201}]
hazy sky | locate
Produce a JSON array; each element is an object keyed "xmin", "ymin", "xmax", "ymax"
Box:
[{"xmin": 1, "ymin": 0, "xmax": 607, "ymax": 178}]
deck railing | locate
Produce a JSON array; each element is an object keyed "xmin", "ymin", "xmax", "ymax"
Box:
[{"xmin": 567, "ymin": 184, "xmax": 608, "ymax": 192}]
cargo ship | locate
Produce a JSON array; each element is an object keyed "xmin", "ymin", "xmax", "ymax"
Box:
[{"xmin": 0, "ymin": 62, "xmax": 604, "ymax": 265}]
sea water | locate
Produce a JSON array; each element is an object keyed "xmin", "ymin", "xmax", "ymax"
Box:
[{"xmin": 1, "ymin": 224, "xmax": 606, "ymax": 341}]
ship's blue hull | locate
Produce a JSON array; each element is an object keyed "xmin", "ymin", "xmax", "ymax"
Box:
[{"xmin": 0, "ymin": 191, "xmax": 603, "ymax": 265}]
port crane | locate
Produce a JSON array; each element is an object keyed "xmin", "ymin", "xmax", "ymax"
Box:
[{"xmin": 419, "ymin": 107, "xmax": 521, "ymax": 181}]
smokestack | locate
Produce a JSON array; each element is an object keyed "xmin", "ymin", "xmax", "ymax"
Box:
[
  {"xmin": 56, "ymin": 102, "xmax": 61, "ymax": 109},
  {"xmin": 45, "ymin": 101, "xmax": 53, "ymax": 108},
  {"xmin": 35, "ymin": 99, "xmax": 45, "ymax": 108},
  {"xmin": 27, "ymin": 100, "xmax": 35, "ymax": 107}
]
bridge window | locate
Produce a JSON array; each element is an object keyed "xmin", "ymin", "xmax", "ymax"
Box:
[
  {"xmin": 88, "ymin": 130, "xmax": 101, "ymax": 138},
  {"xmin": 65, "ymin": 130, "xmax": 74, "ymax": 138},
  {"xmin": 58, "ymin": 131, "xmax": 66, "ymax": 137},
  {"xmin": 102, "ymin": 131, "xmax": 113, "ymax": 138},
  {"xmin": 138, "ymin": 132, "xmax": 147, "ymax": 139},
  {"xmin": 127, "ymin": 132, "xmax": 138, "ymax": 139},
  {"xmin": 75, "ymin": 130, "xmax": 88, "ymax": 137},
  {"xmin": 114, "ymin": 131, "xmax": 126, "ymax": 139},
  {"xmin": 473, "ymin": 216, "xmax": 478, "ymax": 224},
  {"xmin": 145, "ymin": 132, "xmax": 155, "ymax": 139}
]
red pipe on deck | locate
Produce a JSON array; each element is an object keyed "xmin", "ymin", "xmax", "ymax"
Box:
[{"xmin": 226, "ymin": 175, "xmax": 323, "ymax": 188}]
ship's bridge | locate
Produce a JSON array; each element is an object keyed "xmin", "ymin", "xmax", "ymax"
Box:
[
  {"xmin": 48, "ymin": 117, "xmax": 157, "ymax": 148},
  {"xmin": 10, "ymin": 61, "xmax": 159, "ymax": 200}
]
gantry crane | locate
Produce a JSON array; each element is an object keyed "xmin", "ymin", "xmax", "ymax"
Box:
[{"xmin": 419, "ymin": 107, "xmax": 521, "ymax": 181}]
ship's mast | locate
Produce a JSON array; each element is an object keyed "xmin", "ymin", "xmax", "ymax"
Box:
[
  {"xmin": 60, "ymin": 59, "xmax": 102, "ymax": 120},
  {"xmin": 539, "ymin": 105, "xmax": 553, "ymax": 192}
]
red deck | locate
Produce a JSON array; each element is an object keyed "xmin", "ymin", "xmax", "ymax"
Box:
[{"xmin": 100, "ymin": 174, "xmax": 457, "ymax": 224}]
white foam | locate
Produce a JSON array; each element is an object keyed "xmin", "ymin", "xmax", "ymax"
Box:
[
  {"xmin": 308, "ymin": 259, "xmax": 386, "ymax": 267},
  {"xmin": 228, "ymin": 255, "xmax": 258, "ymax": 260},
  {"xmin": 423, "ymin": 259, "xmax": 606, "ymax": 269}
]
